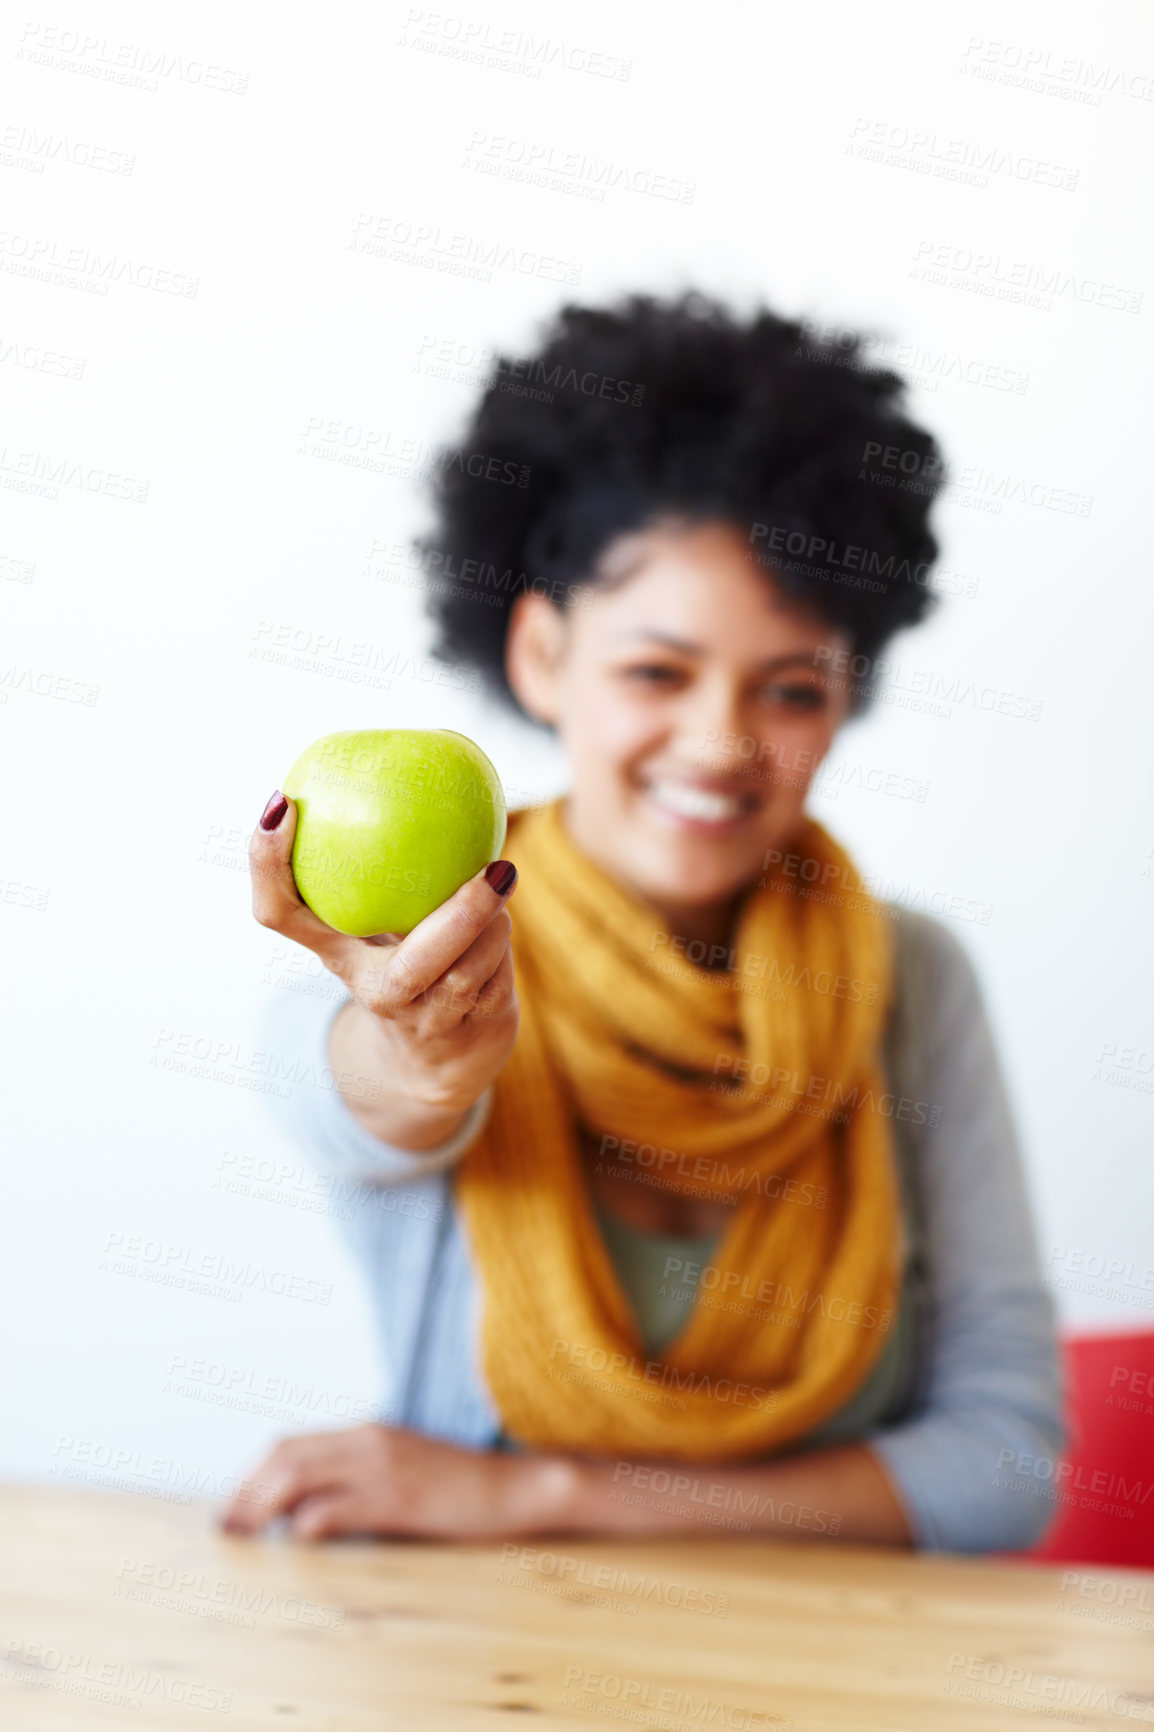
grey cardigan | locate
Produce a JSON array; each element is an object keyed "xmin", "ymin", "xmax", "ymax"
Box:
[{"xmin": 256, "ymin": 904, "xmax": 1065, "ymax": 1553}]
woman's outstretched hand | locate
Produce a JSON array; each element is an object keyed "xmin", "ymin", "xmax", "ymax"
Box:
[{"xmin": 249, "ymin": 791, "xmax": 520, "ymax": 1122}]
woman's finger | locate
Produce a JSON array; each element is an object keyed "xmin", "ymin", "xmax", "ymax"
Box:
[
  {"xmin": 353, "ymin": 862, "xmax": 518, "ymax": 1020},
  {"xmin": 248, "ymin": 792, "xmax": 358, "ymax": 972},
  {"xmin": 465, "ymin": 941, "xmax": 516, "ymax": 1023},
  {"xmin": 220, "ymin": 1433, "xmax": 350, "ymax": 1534},
  {"xmin": 224, "ymin": 1459, "xmax": 344, "ymax": 1534},
  {"xmin": 290, "ymin": 1492, "xmax": 366, "ymax": 1541},
  {"xmin": 412, "ymin": 908, "xmax": 513, "ymax": 1022},
  {"xmin": 221, "ymin": 1469, "xmax": 284, "ymax": 1535}
]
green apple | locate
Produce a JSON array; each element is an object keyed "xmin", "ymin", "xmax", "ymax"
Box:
[{"xmin": 282, "ymin": 728, "xmax": 507, "ymax": 937}]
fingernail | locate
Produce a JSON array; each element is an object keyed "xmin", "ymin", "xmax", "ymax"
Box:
[
  {"xmin": 484, "ymin": 860, "xmax": 517, "ymax": 897},
  {"xmin": 260, "ymin": 790, "xmax": 288, "ymax": 832}
]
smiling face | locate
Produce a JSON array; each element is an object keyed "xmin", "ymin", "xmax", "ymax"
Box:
[{"xmin": 505, "ymin": 517, "xmax": 854, "ymax": 953}]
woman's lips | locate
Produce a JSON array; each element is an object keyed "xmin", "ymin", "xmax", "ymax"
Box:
[{"xmin": 643, "ymin": 777, "xmax": 758, "ymax": 831}]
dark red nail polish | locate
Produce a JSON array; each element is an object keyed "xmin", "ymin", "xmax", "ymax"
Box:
[
  {"xmin": 260, "ymin": 790, "xmax": 288, "ymax": 832},
  {"xmin": 485, "ymin": 860, "xmax": 517, "ymax": 897}
]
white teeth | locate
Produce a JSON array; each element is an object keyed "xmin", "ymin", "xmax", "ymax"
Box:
[{"xmin": 648, "ymin": 780, "xmax": 749, "ymax": 822}]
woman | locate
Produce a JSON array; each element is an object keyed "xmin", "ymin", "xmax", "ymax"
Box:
[{"xmin": 223, "ymin": 292, "xmax": 1063, "ymax": 1551}]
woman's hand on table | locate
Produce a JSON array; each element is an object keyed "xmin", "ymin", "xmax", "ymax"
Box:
[
  {"xmin": 218, "ymin": 1424, "xmax": 575, "ymax": 1542},
  {"xmin": 218, "ymin": 1423, "xmax": 912, "ymax": 1546}
]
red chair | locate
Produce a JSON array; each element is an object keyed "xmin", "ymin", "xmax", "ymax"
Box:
[{"xmin": 1022, "ymin": 1331, "xmax": 1154, "ymax": 1569}]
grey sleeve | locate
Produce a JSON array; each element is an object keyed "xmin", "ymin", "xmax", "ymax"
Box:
[
  {"xmin": 253, "ymin": 979, "xmax": 484, "ymax": 1425},
  {"xmin": 254, "ymin": 980, "xmax": 492, "ymax": 1184},
  {"xmin": 862, "ymin": 914, "xmax": 1067, "ymax": 1553}
]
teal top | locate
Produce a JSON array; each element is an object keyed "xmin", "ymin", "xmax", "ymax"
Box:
[
  {"xmin": 494, "ymin": 1197, "xmax": 916, "ymax": 1453},
  {"xmin": 593, "ymin": 1200, "xmax": 722, "ymax": 1357}
]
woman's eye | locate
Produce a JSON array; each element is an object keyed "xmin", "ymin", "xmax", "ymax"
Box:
[
  {"xmin": 624, "ymin": 664, "xmax": 680, "ymax": 683},
  {"xmin": 764, "ymin": 684, "xmax": 826, "ymax": 709},
  {"xmin": 619, "ymin": 668, "xmax": 827, "ymax": 706}
]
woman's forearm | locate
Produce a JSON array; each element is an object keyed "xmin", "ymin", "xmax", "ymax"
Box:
[{"xmin": 526, "ymin": 1441, "xmax": 914, "ymax": 1546}]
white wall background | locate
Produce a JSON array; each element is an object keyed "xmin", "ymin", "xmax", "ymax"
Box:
[{"xmin": 3, "ymin": 0, "xmax": 1152, "ymax": 1495}]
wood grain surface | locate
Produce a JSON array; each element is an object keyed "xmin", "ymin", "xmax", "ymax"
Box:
[{"xmin": 3, "ymin": 1482, "xmax": 1154, "ymax": 1730}]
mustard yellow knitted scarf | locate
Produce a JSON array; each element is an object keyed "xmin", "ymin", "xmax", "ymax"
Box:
[{"xmin": 453, "ymin": 795, "xmax": 901, "ymax": 1460}]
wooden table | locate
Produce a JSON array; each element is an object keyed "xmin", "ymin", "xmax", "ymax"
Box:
[{"xmin": 3, "ymin": 1483, "xmax": 1154, "ymax": 1730}]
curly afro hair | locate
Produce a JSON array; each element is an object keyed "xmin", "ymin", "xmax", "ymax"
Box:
[{"xmin": 415, "ymin": 289, "xmax": 946, "ymax": 723}]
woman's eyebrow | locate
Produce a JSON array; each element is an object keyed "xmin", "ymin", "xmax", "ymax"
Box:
[{"xmin": 611, "ymin": 630, "xmax": 819, "ymax": 672}]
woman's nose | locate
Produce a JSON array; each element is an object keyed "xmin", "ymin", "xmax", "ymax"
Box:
[{"xmin": 683, "ymin": 692, "xmax": 758, "ymax": 775}]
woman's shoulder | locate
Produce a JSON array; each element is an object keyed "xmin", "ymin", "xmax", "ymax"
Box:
[
  {"xmin": 881, "ymin": 902, "xmax": 986, "ymax": 1023},
  {"xmin": 878, "ymin": 902, "xmax": 998, "ymax": 1103}
]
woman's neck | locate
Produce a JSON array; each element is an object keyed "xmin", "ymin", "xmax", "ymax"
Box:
[
  {"xmin": 577, "ymin": 1121, "xmax": 739, "ymax": 1235},
  {"xmin": 642, "ymin": 891, "xmax": 743, "ymax": 962},
  {"xmin": 557, "ymin": 792, "xmax": 750, "ymax": 967}
]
